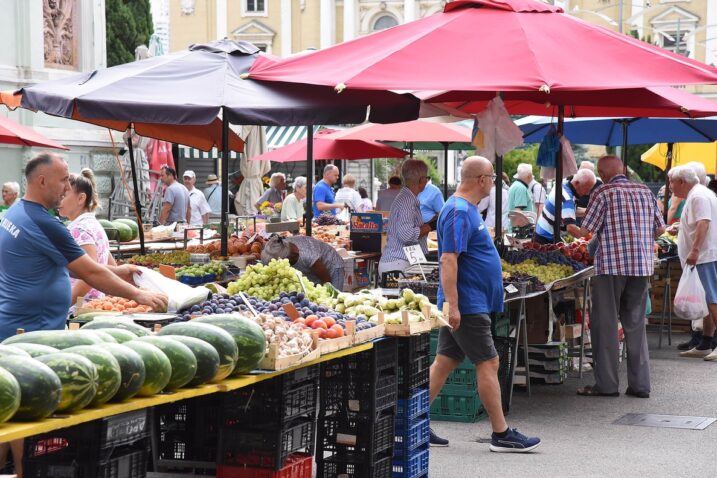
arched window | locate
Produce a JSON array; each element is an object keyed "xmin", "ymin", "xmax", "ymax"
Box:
[{"xmin": 372, "ymin": 14, "xmax": 398, "ymax": 31}]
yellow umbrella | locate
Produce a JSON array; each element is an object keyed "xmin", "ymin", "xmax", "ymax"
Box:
[{"xmin": 641, "ymin": 141, "xmax": 717, "ymax": 175}]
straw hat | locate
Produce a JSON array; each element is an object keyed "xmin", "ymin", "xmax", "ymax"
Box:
[{"xmin": 206, "ymin": 174, "xmax": 220, "ymax": 185}]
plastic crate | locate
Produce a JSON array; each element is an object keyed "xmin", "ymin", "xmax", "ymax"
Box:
[
  {"xmin": 429, "ymin": 393, "xmax": 486, "ymax": 423},
  {"xmin": 393, "ymin": 417, "xmax": 429, "ymax": 456},
  {"xmin": 396, "ymin": 389, "xmax": 429, "ymax": 422},
  {"xmin": 319, "ymin": 451, "xmax": 393, "ymax": 478},
  {"xmin": 24, "ymin": 443, "xmax": 149, "ymax": 478},
  {"xmin": 321, "ymin": 371, "xmax": 397, "ymax": 418},
  {"xmin": 323, "ymin": 339, "xmax": 397, "ymax": 381},
  {"xmin": 223, "ymin": 380, "xmax": 318, "ymax": 426},
  {"xmin": 443, "ymin": 366, "xmax": 478, "ymax": 390},
  {"xmin": 156, "ymin": 395, "xmax": 221, "ymax": 464},
  {"xmin": 397, "ymin": 354, "xmax": 429, "ymax": 398},
  {"xmin": 220, "ymin": 418, "xmax": 315, "ymax": 470},
  {"xmin": 318, "ymin": 411, "xmax": 395, "ymax": 460},
  {"xmin": 392, "ymin": 446, "xmax": 429, "ymax": 478},
  {"xmin": 216, "ymin": 453, "xmax": 313, "ymax": 478},
  {"xmin": 396, "ymin": 335, "xmax": 430, "ymax": 362}
]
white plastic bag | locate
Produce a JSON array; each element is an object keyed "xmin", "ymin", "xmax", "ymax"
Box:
[
  {"xmin": 673, "ymin": 266, "xmax": 709, "ymax": 321},
  {"xmin": 132, "ymin": 266, "xmax": 211, "ymax": 313}
]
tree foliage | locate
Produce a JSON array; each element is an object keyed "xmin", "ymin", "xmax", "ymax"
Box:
[{"xmin": 106, "ymin": 0, "xmax": 153, "ymax": 67}]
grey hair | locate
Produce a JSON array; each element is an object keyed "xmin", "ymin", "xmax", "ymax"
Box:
[
  {"xmin": 270, "ymin": 172, "xmax": 285, "ymax": 187},
  {"xmin": 669, "ymin": 165, "xmax": 699, "ymax": 185},
  {"xmin": 401, "ymin": 159, "xmax": 428, "ymax": 184},
  {"xmin": 342, "ymin": 173, "xmax": 356, "ymax": 187},
  {"xmin": 516, "ymin": 163, "xmax": 533, "ymax": 180},
  {"xmin": 573, "ymin": 168, "xmax": 596, "ymax": 184},
  {"xmin": 323, "ymin": 164, "xmax": 338, "ymax": 175},
  {"xmin": 684, "ymin": 161, "xmax": 708, "ymax": 185},
  {"xmin": 292, "ymin": 176, "xmax": 306, "ymax": 190},
  {"xmin": 2, "ymin": 182, "xmax": 20, "ymax": 194}
]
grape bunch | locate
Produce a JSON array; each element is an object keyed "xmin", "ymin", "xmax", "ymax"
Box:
[
  {"xmin": 315, "ymin": 213, "xmax": 343, "ymax": 226},
  {"xmin": 502, "ymin": 259, "xmax": 574, "ymax": 285},
  {"xmin": 503, "ymin": 272, "xmax": 546, "ymax": 292},
  {"xmin": 504, "ymin": 250, "xmax": 585, "ymax": 272}
]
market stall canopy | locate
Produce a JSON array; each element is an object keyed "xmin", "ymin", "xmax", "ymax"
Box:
[
  {"xmin": 0, "ymin": 114, "xmax": 68, "ymax": 150},
  {"xmin": 250, "ymin": 129, "xmax": 408, "ymax": 163},
  {"xmin": 641, "ymin": 142, "xmax": 717, "ymax": 175},
  {"xmin": 325, "ymin": 120, "xmax": 472, "ymax": 143}
]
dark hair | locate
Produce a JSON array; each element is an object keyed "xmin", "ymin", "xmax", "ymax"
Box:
[
  {"xmin": 388, "ymin": 176, "xmax": 402, "ymax": 186},
  {"xmin": 359, "ymin": 187, "xmax": 368, "ymax": 199},
  {"xmin": 69, "ymin": 168, "xmax": 100, "ymax": 212},
  {"xmin": 162, "ymin": 166, "xmax": 177, "ymax": 178},
  {"xmin": 25, "ymin": 153, "xmax": 59, "ymax": 179},
  {"xmin": 708, "ymin": 179, "xmax": 717, "ymax": 195}
]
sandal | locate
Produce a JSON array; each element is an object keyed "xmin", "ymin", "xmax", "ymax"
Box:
[{"xmin": 576, "ymin": 385, "xmax": 619, "ymax": 397}]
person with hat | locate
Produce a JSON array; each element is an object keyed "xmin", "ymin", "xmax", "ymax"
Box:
[
  {"xmin": 261, "ymin": 234, "xmax": 345, "ymax": 289},
  {"xmin": 203, "ymin": 174, "xmax": 225, "ymax": 215},
  {"xmin": 183, "ymin": 170, "xmax": 212, "ymax": 226}
]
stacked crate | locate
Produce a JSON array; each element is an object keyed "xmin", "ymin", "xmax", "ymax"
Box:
[
  {"xmin": 317, "ymin": 338, "xmax": 398, "ymax": 478},
  {"xmin": 517, "ymin": 343, "xmax": 569, "ymax": 384},
  {"xmin": 394, "ymin": 335, "xmax": 430, "ymax": 478}
]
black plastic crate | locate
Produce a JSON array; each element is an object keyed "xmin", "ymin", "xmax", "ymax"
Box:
[
  {"xmin": 25, "ymin": 409, "xmax": 149, "ymax": 463},
  {"xmin": 24, "ymin": 442, "xmax": 149, "ymax": 478},
  {"xmin": 219, "ymin": 417, "xmax": 315, "ymax": 470},
  {"xmin": 397, "ymin": 354, "xmax": 429, "ymax": 399},
  {"xmin": 322, "ymin": 339, "xmax": 397, "ymax": 381},
  {"xmin": 318, "ymin": 411, "xmax": 395, "ymax": 460},
  {"xmin": 223, "ymin": 378, "xmax": 318, "ymax": 427},
  {"xmin": 156, "ymin": 395, "xmax": 222, "ymax": 464},
  {"xmin": 321, "ymin": 372, "xmax": 397, "ymax": 417},
  {"xmin": 318, "ymin": 451, "xmax": 393, "ymax": 478},
  {"xmin": 396, "ymin": 335, "xmax": 430, "ymax": 362}
]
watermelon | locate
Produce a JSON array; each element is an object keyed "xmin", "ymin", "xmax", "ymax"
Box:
[
  {"xmin": 100, "ymin": 328, "xmax": 138, "ymax": 343},
  {"xmin": 0, "ymin": 356, "xmax": 61, "ymax": 421},
  {"xmin": 122, "ymin": 341, "xmax": 172, "ymax": 396},
  {"xmin": 98, "ymin": 219, "xmax": 114, "ymax": 229},
  {"xmin": 0, "ymin": 367, "xmax": 20, "ymax": 423},
  {"xmin": 63, "ymin": 346, "xmax": 122, "ymax": 406},
  {"xmin": 161, "ymin": 335, "xmax": 220, "ymax": 386},
  {"xmin": 11, "ymin": 343, "xmax": 59, "ymax": 358},
  {"xmin": 3, "ymin": 330, "xmax": 104, "ymax": 348},
  {"xmin": 103, "ymin": 344, "xmax": 146, "ymax": 402},
  {"xmin": 0, "ymin": 345, "xmax": 32, "ymax": 359},
  {"xmin": 36, "ymin": 353, "xmax": 98, "ymax": 412},
  {"xmin": 157, "ymin": 322, "xmax": 238, "ymax": 381},
  {"xmin": 194, "ymin": 315, "xmax": 266, "ymax": 375},
  {"xmin": 135, "ymin": 337, "xmax": 197, "ymax": 391},
  {"xmin": 85, "ymin": 330, "xmax": 118, "ymax": 343},
  {"xmin": 114, "ymin": 219, "xmax": 139, "ymax": 240},
  {"xmin": 73, "ymin": 311, "xmax": 120, "ymax": 323},
  {"xmin": 81, "ymin": 319, "xmax": 150, "ymax": 337},
  {"xmin": 112, "ymin": 221, "xmax": 134, "ymax": 242}
]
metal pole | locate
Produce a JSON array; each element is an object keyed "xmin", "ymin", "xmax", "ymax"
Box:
[
  {"xmin": 409, "ymin": 142, "xmax": 414, "ymax": 159},
  {"xmin": 126, "ymin": 127, "xmax": 146, "ymax": 255},
  {"xmin": 220, "ymin": 108, "xmax": 229, "ymax": 257},
  {"xmin": 553, "ymin": 105, "xmax": 565, "ymax": 244},
  {"xmin": 306, "ymin": 125, "xmax": 314, "ymax": 236},
  {"xmin": 618, "ymin": 0, "xmax": 623, "ymax": 34},
  {"xmin": 369, "ymin": 158, "xmax": 375, "ymax": 201},
  {"xmin": 664, "ymin": 143, "xmax": 673, "ymax": 223},
  {"xmin": 442, "ymin": 142, "xmax": 449, "ymax": 198},
  {"xmin": 495, "ymin": 154, "xmax": 503, "ymax": 245},
  {"xmin": 621, "ymin": 120, "xmax": 629, "ymax": 175}
]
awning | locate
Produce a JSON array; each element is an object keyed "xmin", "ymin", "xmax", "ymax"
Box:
[
  {"xmin": 179, "ymin": 146, "xmax": 240, "ymax": 160},
  {"xmin": 266, "ymin": 125, "xmax": 322, "ymax": 150}
]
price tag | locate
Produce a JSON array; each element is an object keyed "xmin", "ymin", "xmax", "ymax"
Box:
[
  {"xmin": 246, "ymin": 233, "xmax": 257, "ymax": 244},
  {"xmin": 505, "ymin": 284, "xmax": 518, "ymax": 294},
  {"xmin": 403, "ymin": 245, "xmax": 427, "ymax": 265}
]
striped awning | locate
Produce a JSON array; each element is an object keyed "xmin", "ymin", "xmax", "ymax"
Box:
[
  {"xmin": 266, "ymin": 125, "xmax": 321, "ymax": 150},
  {"xmin": 179, "ymin": 146, "xmax": 239, "ymax": 160}
]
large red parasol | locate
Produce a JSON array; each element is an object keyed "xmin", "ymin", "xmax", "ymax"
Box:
[{"xmin": 0, "ymin": 115, "xmax": 68, "ymax": 150}]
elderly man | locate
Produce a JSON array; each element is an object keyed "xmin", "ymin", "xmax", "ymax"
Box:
[
  {"xmin": 313, "ymin": 164, "xmax": 345, "ymax": 218},
  {"xmin": 508, "ymin": 163, "xmax": 535, "ymax": 214},
  {"xmin": 430, "ymin": 156, "xmax": 541, "ymax": 452},
  {"xmin": 378, "ymin": 160, "xmax": 431, "ymax": 276},
  {"xmin": 575, "ymin": 161, "xmax": 603, "ymax": 222},
  {"xmin": 576, "ymin": 155, "xmax": 664, "ymax": 398},
  {"xmin": 0, "ymin": 181, "xmax": 20, "ymax": 220},
  {"xmin": 255, "ymin": 172, "xmax": 286, "ymax": 209},
  {"xmin": 668, "ymin": 165, "xmax": 717, "ymax": 361},
  {"xmin": 534, "ymin": 169, "xmax": 596, "ymax": 244},
  {"xmin": 159, "ymin": 166, "xmax": 190, "ymax": 225},
  {"xmin": 376, "ymin": 176, "xmax": 402, "ymax": 211},
  {"xmin": 183, "ymin": 170, "xmax": 212, "ymax": 226}
]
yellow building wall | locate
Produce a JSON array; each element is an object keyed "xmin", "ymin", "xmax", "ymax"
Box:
[{"xmin": 169, "ymin": 0, "xmax": 215, "ymax": 52}]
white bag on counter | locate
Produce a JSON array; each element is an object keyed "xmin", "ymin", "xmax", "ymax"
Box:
[{"xmin": 132, "ymin": 266, "xmax": 211, "ymax": 313}]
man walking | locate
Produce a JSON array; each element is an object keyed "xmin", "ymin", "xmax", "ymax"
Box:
[
  {"xmin": 577, "ymin": 155, "xmax": 664, "ymax": 398},
  {"xmin": 429, "ymin": 156, "xmax": 541, "ymax": 452}
]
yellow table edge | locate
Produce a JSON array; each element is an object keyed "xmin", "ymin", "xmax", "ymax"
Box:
[{"xmin": 0, "ymin": 341, "xmax": 374, "ymax": 442}]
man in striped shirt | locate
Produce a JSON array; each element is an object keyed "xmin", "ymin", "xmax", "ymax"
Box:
[
  {"xmin": 534, "ymin": 169, "xmax": 596, "ymax": 243},
  {"xmin": 378, "ymin": 160, "xmax": 431, "ymax": 276}
]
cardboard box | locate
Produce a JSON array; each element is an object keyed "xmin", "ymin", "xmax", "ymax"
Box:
[
  {"xmin": 561, "ymin": 323, "xmax": 583, "ymax": 340},
  {"xmin": 350, "ymin": 231, "xmax": 386, "ymax": 253}
]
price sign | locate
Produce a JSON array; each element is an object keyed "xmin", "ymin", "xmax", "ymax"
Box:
[
  {"xmin": 403, "ymin": 245, "xmax": 427, "ymax": 265},
  {"xmin": 246, "ymin": 233, "xmax": 258, "ymax": 244},
  {"xmin": 504, "ymin": 284, "xmax": 518, "ymax": 295}
]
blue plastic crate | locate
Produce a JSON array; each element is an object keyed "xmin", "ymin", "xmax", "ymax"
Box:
[
  {"xmin": 396, "ymin": 389, "xmax": 429, "ymax": 422},
  {"xmin": 393, "ymin": 418, "xmax": 429, "ymax": 456},
  {"xmin": 392, "ymin": 446, "xmax": 429, "ymax": 478}
]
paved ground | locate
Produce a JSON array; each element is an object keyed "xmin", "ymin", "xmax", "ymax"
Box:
[{"xmin": 428, "ymin": 332, "xmax": 717, "ymax": 478}]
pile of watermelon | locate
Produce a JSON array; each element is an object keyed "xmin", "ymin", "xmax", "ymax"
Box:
[
  {"xmin": 0, "ymin": 314, "xmax": 266, "ymax": 423},
  {"xmin": 98, "ymin": 218, "xmax": 139, "ymax": 243}
]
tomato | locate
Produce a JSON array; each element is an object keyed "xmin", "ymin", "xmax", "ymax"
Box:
[
  {"xmin": 304, "ymin": 315, "xmax": 319, "ymax": 327},
  {"xmin": 323, "ymin": 317, "xmax": 336, "ymax": 327},
  {"xmin": 311, "ymin": 320, "xmax": 328, "ymax": 330},
  {"xmin": 331, "ymin": 324, "xmax": 345, "ymax": 337}
]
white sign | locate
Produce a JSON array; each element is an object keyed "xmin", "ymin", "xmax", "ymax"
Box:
[{"xmin": 403, "ymin": 245, "xmax": 427, "ymax": 265}]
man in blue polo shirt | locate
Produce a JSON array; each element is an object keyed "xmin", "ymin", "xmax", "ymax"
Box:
[
  {"xmin": 0, "ymin": 153, "xmax": 167, "ymax": 340},
  {"xmin": 312, "ymin": 164, "xmax": 345, "ymax": 218},
  {"xmin": 418, "ymin": 179, "xmax": 444, "ymax": 230},
  {"xmin": 534, "ymin": 169, "xmax": 596, "ymax": 244}
]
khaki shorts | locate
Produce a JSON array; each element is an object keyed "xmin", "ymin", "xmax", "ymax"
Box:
[{"xmin": 437, "ymin": 313, "xmax": 498, "ymax": 364}]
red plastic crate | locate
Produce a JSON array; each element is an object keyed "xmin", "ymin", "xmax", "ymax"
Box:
[{"xmin": 217, "ymin": 453, "xmax": 313, "ymax": 478}]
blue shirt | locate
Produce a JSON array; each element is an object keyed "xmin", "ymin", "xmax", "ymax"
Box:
[
  {"xmin": 437, "ymin": 196, "xmax": 503, "ymax": 314},
  {"xmin": 203, "ymin": 185, "xmax": 222, "ymax": 214},
  {"xmin": 0, "ymin": 200, "xmax": 85, "ymax": 340},
  {"xmin": 312, "ymin": 180, "xmax": 335, "ymax": 218},
  {"xmin": 418, "ymin": 183, "xmax": 445, "ymax": 223},
  {"xmin": 535, "ymin": 180, "xmax": 577, "ymax": 241}
]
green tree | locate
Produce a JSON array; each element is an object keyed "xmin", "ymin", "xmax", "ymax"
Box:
[
  {"xmin": 606, "ymin": 144, "xmax": 664, "ymax": 183},
  {"xmin": 501, "ymin": 144, "xmax": 539, "ymax": 179},
  {"xmin": 106, "ymin": 0, "xmax": 154, "ymax": 67}
]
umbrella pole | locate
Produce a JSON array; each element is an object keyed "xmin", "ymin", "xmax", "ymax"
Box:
[
  {"xmin": 553, "ymin": 105, "xmax": 565, "ymax": 244},
  {"xmin": 494, "ymin": 154, "xmax": 503, "ymax": 246},
  {"xmin": 409, "ymin": 142, "xmax": 414, "ymax": 159},
  {"xmin": 664, "ymin": 142, "xmax": 673, "ymax": 223},
  {"xmin": 306, "ymin": 125, "xmax": 314, "ymax": 236},
  {"xmin": 442, "ymin": 142, "xmax": 449, "ymax": 198},
  {"xmin": 126, "ymin": 126, "xmax": 146, "ymax": 255},
  {"xmin": 621, "ymin": 120, "xmax": 629, "ymax": 175},
  {"xmin": 220, "ymin": 109, "xmax": 229, "ymax": 257}
]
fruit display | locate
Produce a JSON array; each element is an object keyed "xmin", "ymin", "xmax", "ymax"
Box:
[
  {"xmin": 523, "ymin": 241, "xmax": 593, "ymax": 266},
  {"xmin": 226, "ymin": 259, "xmax": 332, "ymax": 303},
  {"xmin": 0, "ymin": 356, "xmax": 62, "ymax": 421},
  {"xmin": 134, "ymin": 336, "xmax": 197, "ymax": 391},
  {"xmin": 502, "ymin": 271, "xmax": 546, "ymax": 293},
  {"xmin": 81, "ymin": 296, "xmax": 153, "ymax": 313},
  {"xmin": 502, "ymin": 249, "xmax": 585, "ymax": 286},
  {"xmin": 0, "ymin": 368, "xmax": 20, "ymax": 424},
  {"xmin": 3, "ymin": 330, "xmax": 105, "ymax": 348},
  {"xmin": 111, "ymin": 219, "xmax": 139, "ymax": 242},
  {"xmin": 193, "ymin": 314, "xmax": 267, "ymax": 375},
  {"xmin": 102, "ymin": 343, "xmax": 146, "ymax": 402},
  {"xmin": 81, "ymin": 318, "xmax": 151, "ymax": 337},
  {"xmin": 379, "ymin": 288, "xmax": 440, "ymax": 324},
  {"xmin": 0, "ymin": 345, "xmax": 32, "ymax": 359},
  {"xmin": 187, "ymin": 235, "xmax": 265, "ymax": 259},
  {"xmin": 11, "ymin": 343, "xmax": 59, "ymax": 358},
  {"xmin": 315, "ymin": 213, "xmax": 343, "ymax": 226},
  {"xmin": 122, "ymin": 341, "xmax": 172, "ymax": 396},
  {"xmin": 63, "ymin": 346, "xmax": 122, "ymax": 406},
  {"xmin": 253, "ymin": 313, "xmax": 314, "ymax": 358},
  {"xmin": 127, "ymin": 251, "xmax": 190, "ymax": 267},
  {"xmin": 176, "ymin": 262, "xmax": 228, "ymax": 284},
  {"xmin": 35, "ymin": 353, "xmax": 98, "ymax": 412},
  {"xmin": 160, "ymin": 335, "xmax": 220, "ymax": 386}
]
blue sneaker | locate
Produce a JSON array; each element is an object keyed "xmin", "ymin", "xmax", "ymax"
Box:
[
  {"xmin": 489, "ymin": 428, "xmax": 541, "ymax": 453},
  {"xmin": 429, "ymin": 428, "xmax": 449, "ymax": 447}
]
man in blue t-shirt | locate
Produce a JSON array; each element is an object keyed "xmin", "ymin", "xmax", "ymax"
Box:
[
  {"xmin": 417, "ymin": 179, "xmax": 444, "ymax": 229},
  {"xmin": 312, "ymin": 164, "xmax": 345, "ymax": 219},
  {"xmin": 429, "ymin": 156, "xmax": 541, "ymax": 453},
  {"xmin": 0, "ymin": 153, "xmax": 167, "ymax": 341}
]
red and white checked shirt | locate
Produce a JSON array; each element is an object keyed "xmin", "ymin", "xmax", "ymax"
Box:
[{"xmin": 582, "ymin": 175, "xmax": 664, "ymax": 276}]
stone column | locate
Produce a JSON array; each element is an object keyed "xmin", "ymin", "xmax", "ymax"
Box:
[
  {"xmin": 320, "ymin": 0, "xmax": 334, "ymax": 49},
  {"xmin": 404, "ymin": 0, "xmax": 416, "ymax": 23},
  {"xmin": 216, "ymin": 0, "xmax": 228, "ymax": 39},
  {"xmin": 281, "ymin": 0, "xmax": 293, "ymax": 55},
  {"xmin": 343, "ymin": 0, "xmax": 356, "ymax": 42}
]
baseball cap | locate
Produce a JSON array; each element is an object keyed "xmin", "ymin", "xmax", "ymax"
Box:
[{"xmin": 183, "ymin": 170, "xmax": 196, "ymax": 179}]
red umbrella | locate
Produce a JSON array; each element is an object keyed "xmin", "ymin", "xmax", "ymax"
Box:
[
  {"xmin": 0, "ymin": 115, "xmax": 68, "ymax": 150},
  {"xmin": 250, "ymin": 129, "xmax": 407, "ymax": 163}
]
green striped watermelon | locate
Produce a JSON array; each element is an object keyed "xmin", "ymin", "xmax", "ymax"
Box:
[
  {"xmin": 81, "ymin": 319, "xmax": 150, "ymax": 337},
  {"xmin": 135, "ymin": 337, "xmax": 197, "ymax": 391},
  {"xmin": 0, "ymin": 345, "xmax": 32, "ymax": 359},
  {"xmin": 114, "ymin": 218, "xmax": 139, "ymax": 240},
  {"xmin": 3, "ymin": 330, "xmax": 104, "ymax": 348},
  {"xmin": 194, "ymin": 315, "xmax": 266, "ymax": 375},
  {"xmin": 157, "ymin": 322, "xmax": 238, "ymax": 381},
  {"xmin": 161, "ymin": 335, "xmax": 220, "ymax": 386},
  {"xmin": 0, "ymin": 367, "xmax": 20, "ymax": 423},
  {"xmin": 63, "ymin": 346, "xmax": 122, "ymax": 406},
  {"xmin": 99, "ymin": 329, "xmax": 138, "ymax": 343},
  {"xmin": 103, "ymin": 344, "xmax": 146, "ymax": 402},
  {"xmin": 0, "ymin": 356, "xmax": 62, "ymax": 421},
  {"xmin": 11, "ymin": 343, "xmax": 59, "ymax": 358},
  {"xmin": 36, "ymin": 353, "xmax": 98, "ymax": 412},
  {"xmin": 122, "ymin": 341, "xmax": 172, "ymax": 396},
  {"xmin": 85, "ymin": 330, "xmax": 118, "ymax": 343}
]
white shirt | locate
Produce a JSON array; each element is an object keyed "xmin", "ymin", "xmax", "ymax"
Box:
[
  {"xmin": 678, "ymin": 184, "xmax": 717, "ymax": 265},
  {"xmin": 478, "ymin": 184, "xmax": 509, "ymax": 229},
  {"xmin": 529, "ymin": 180, "xmax": 546, "ymax": 206},
  {"xmin": 187, "ymin": 187, "xmax": 212, "ymax": 226},
  {"xmin": 335, "ymin": 187, "xmax": 362, "ymax": 222}
]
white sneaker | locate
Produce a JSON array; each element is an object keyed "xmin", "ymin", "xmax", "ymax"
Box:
[
  {"xmin": 704, "ymin": 349, "xmax": 717, "ymax": 361},
  {"xmin": 680, "ymin": 347, "xmax": 712, "ymax": 358}
]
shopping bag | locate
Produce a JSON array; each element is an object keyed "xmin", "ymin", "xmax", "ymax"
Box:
[
  {"xmin": 132, "ymin": 266, "xmax": 211, "ymax": 313},
  {"xmin": 673, "ymin": 266, "xmax": 709, "ymax": 321}
]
